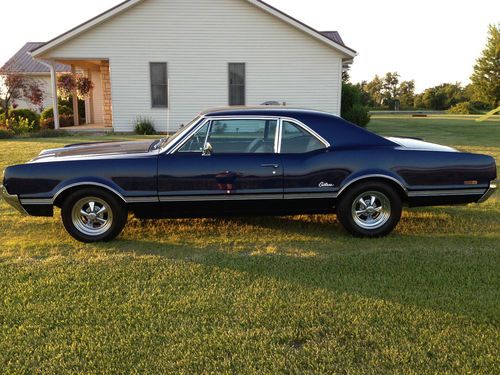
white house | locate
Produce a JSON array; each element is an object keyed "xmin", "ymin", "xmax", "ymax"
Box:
[{"xmin": 16, "ymin": 0, "xmax": 357, "ymax": 131}]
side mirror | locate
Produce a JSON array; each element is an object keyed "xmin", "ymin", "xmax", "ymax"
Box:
[{"xmin": 202, "ymin": 142, "xmax": 213, "ymax": 156}]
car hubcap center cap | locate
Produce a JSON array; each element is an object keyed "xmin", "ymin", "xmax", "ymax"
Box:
[
  {"xmin": 351, "ymin": 191, "xmax": 391, "ymax": 230},
  {"xmin": 71, "ymin": 197, "xmax": 114, "ymax": 236}
]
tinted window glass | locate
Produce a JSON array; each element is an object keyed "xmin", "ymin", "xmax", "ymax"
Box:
[
  {"xmin": 207, "ymin": 119, "xmax": 277, "ymax": 153},
  {"xmin": 177, "ymin": 122, "xmax": 210, "ymax": 153},
  {"xmin": 150, "ymin": 62, "xmax": 168, "ymax": 107},
  {"xmin": 229, "ymin": 63, "xmax": 245, "ymax": 106},
  {"xmin": 281, "ymin": 121, "xmax": 325, "ymax": 153}
]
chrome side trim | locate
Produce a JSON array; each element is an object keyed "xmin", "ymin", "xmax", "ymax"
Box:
[
  {"xmin": 1, "ymin": 185, "xmax": 28, "ymax": 215},
  {"xmin": 337, "ymin": 174, "xmax": 408, "ymax": 196},
  {"xmin": 284, "ymin": 192, "xmax": 338, "ymax": 200},
  {"xmin": 477, "ymin": 180, "xmax": 497, "ymax": 203},
  {"xmin": 20, "ymin": 198, "xmax": 53, "ymax": 205},
  {"xmin": 159, "ymin": 194, "xmax": 283, "ymax": 202},
  {"xmin": 408, "ymin": 189, "xmax": 487, "ymax": 197},
  {"xmin": 125, "ymin": 197, "xmax": 159, "ymax": 203}
]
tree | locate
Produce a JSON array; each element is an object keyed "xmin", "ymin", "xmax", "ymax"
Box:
[
  {"xmin": 363, "ymin": 75, "xmax": 384, "ymax": 107},
  {"xmin": 398, "ymin": 80, "xmax": 415, "ymax": 108},
  {"xmin": 0, "ymin": 66, "xmax": 44, "ymax": 118},
  {"xmin": 417, "ymin": 83, "xmax": 467, "ymax": 110},
  {"xmin": 382, "ymin": 72, "xmax": 400, "ymax": 108},
  {"xmin": 470, "ymin": 24, "xmax": 500, "ymax": 108},
  {"xmin": 341, "ymin": 82, "xmax": 370, "ymax": 127}
]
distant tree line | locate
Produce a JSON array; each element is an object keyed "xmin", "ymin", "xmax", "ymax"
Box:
[{"xmin": 343, "ymin": 23, "xmax": 499, "ymax": 115}]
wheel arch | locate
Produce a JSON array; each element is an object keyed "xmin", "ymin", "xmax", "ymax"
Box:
[
  {"xmin": 337, "ymin": 174, "xmax": 408, "ymax": 202},
  {"xmin": 53, "ymin": 182, "xmax": 127, "ymax": 207}
]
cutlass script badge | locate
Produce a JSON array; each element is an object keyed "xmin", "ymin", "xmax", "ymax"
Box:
[{"xmin": 319, "ymin": 182, "xmax": 334, "ymax": 187}]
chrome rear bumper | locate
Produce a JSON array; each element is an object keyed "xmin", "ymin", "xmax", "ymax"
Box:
[
  {"xmin": 478, "ymin": 180, "xmax": 498, "ymax": 203},
  {"xmin": 1, "ymin": 184, "xmax": 28, "ymax": 215}
]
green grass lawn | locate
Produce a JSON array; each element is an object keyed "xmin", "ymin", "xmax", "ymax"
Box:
[{"xmin": 0, "ymin": 116, "xmax": 499, "ymax": 373}]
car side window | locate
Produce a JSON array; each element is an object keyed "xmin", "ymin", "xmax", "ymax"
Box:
[
  {"xmin": 206, "ymin": 119, "xmax": 277, "ymax": 154},
  {"xmin": 177, "ymin": 122, "xmax": 210, "ymax": 153},
  {"xmin": 281, "ymin": 121, "xmax": 325, "ymax": 153}
]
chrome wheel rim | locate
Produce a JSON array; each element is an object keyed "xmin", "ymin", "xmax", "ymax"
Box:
[
  {"xmin": 71, "ymin": 197, "xmax": 113, "ymax": 236},
  {"xmin": 351, "ymin": 191, "xmax": 391, "ymax": 230}
]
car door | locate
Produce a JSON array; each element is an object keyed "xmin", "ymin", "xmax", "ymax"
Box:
[
  {"xmin": 157, "ymin": 118, "xmax": 283, "ymax": 212},
  {"xmin": 279, "ymin": 119, "xmax": 346, "ymax": 210}
]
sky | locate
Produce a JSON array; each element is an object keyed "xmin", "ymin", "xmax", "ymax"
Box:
[{"xmin": 1, "ymin": 0, "xmax": 498, "ymax": 92}]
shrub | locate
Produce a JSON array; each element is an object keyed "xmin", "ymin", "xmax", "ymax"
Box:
[
  {"xmin": 342, "ymin": 103, "xmax": 371, "ymax": 128},
  {"xmin": 134, "ymin": 117, "xmax": 156, "ymax": 135},
  {"xmin": 5, "ymin": 117, "xmax": 37, "ymax": 135},
  {"xmin": 40, "ymin": 114, "xmax": 74, "ymax": 129},
  {"xmin": 40, "ymin": 106, "xmax": 72, "ymax": 122},
  {"xmin": 9, "ymin": 109, "xmax": 40, "ymax": 128},
  {"xmin": 341, "ymin": 83, "xmax": 371, "ymax": 127},
  {"xmin": 447, "ymin": 102, "xmax": 480, "ymax": 115},
  {"xmin": 0, "ymin": 129, "xmax": 14, "ymax": 139}
]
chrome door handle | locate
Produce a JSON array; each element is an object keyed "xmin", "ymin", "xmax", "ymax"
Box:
[{"xmin": 261, "ymin": 164, "xmax": 279, "ymax": 169}]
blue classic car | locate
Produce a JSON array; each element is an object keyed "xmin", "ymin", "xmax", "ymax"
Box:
[{"xmin": 1, "ymin": 108, "xmax": 497, "ymax": 242}]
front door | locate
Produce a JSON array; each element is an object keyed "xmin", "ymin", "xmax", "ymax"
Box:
[{"xmin": 157, "ymin": 118, "xmax": 283, "ymax": 213}]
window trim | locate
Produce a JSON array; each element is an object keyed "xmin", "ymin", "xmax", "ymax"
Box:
[
  {"xmin": 166, "ymin": 116, "xmax": 331, "ymax": 155},
  {"xmin": 171, "ymin": 117, "xmax": 280, "ymax": 154},
  {"xmin": 150, "ymin": 62, "xmax": 168, "ymax": 108},
  {"xmin": 278, "ymin": 117, "xmax": 331, "ymax": 154},
  {"xmin": 228, "ymin": 63, "xmax": 246, "ymax": 106}
]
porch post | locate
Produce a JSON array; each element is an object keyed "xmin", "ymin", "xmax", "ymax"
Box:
[
  {"xmin": 33, "ymin": 58, "xmax": 59, "ymax": 129},
  {"xmin": 71, "ymin": 65, "xmax": 79, "ymax": 126},
  {"xmin": 49, "ymin": 61, "xmax": 60, "ymax": 130},
  {"xmin": 84, "ymin": 69, "xmax": 94, "ymax": 124}
]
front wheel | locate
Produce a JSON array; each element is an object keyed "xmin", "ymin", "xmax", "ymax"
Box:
[
  {"xmin": 61, "ymin": 188, "xmax": 128, "ymax": 243},
  {"xmin": 337, "ymin": 182, "xmax": 402, "ymax": 237}
]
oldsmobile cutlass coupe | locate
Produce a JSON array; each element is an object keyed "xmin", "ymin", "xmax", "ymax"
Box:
[{"xmin": 1, "ymin": 108, "xmax": 497, "ymax": 242}]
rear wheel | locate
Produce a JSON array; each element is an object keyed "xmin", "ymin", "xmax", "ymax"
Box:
[
  {"xmin": 337, "ymin": 182, "xmax": 402, "ymax": 237},
  {"xmin": 61, "ymin": 188, "xmax": 127, "ymax": 243}
]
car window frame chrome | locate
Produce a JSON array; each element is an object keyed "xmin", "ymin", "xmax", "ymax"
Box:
[
  {"xmin": 163, "ymin": 115, "xmax": 331, "ymax": 155},
  {"xmin": 278, "ymin": 117, "xmax": 331, "ymax": 154},
  {"xmin": 172, "ymin": 116, "xmax": 282, "ymax": 155},
  {"xmin": 165, "ymin": 117, "xmax": 211, "ymax": 154}
]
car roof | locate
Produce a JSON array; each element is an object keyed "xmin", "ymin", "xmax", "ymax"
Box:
[{"xmin": 201, "ymin": 106, "xmax": 340, "ymax": 118}]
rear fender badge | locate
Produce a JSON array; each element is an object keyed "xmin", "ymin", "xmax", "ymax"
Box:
[{"xmin": 319, "ymin": 182, "xmax": 334, "ymax": 187}]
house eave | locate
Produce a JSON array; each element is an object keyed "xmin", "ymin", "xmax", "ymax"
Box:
[{"xmin": 30, "ymin": 0, "xmax": 357, "ymax": 59}]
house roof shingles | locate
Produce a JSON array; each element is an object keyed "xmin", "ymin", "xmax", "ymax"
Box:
[{"xmin": 1, "ymin": 42, "xmax": 70, "ymax": 74}]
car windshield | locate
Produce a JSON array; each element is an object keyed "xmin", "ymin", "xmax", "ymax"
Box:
[{"xmin": 157, "ymin": 116, "xmax": 202, "ymax": 151}]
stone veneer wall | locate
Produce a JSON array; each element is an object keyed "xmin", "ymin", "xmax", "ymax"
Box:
[{"xmin": 100, "ymin": 62, "xmax": 113, "ymax": 127}]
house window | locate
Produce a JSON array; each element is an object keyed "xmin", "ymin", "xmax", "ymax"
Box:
[
  {"xmin": 150, "ymin": 62, "xmax": 168, "ymax": 108},
  {"xmin": 228, "ymin": 63, "xmax": 245, "ymax": 106}
]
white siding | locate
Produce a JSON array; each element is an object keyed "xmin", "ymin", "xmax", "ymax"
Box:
[
  {"xmin": 13, "ymin": 75, "xmax": 53, "ymax": 112},
  {"xmin": 40, "ymin": 0, "xmax": 343, "ymax": 132}
]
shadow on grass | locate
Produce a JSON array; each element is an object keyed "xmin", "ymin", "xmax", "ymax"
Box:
[{"xmin": 99, "ymin": 213, "xmax": 500, "ymax": 324}]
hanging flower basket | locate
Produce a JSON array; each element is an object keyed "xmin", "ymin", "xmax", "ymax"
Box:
[{"xmin": 57, "ymin": 74, "xmax": 77, "ymax": 99}]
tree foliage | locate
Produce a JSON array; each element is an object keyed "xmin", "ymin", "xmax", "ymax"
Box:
[
  {"xmin": 341, "ymin": 83, "xmax": 370, "ymax": 127},
  {"xmin": 470, "ymin": 24, "xmax": 500, "ymax": 108},
  {"xmin": 0, "ymin": 63, "xmax": 44, "ymax": 118}
]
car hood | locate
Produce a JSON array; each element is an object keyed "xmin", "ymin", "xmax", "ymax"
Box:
[
  {"xmin": 386, "ymin": 137, "xmax": 458, "ymax": 152},
  {"xmin": 30, "ymin": 140, "xmax": 158, "ymax": 163}
]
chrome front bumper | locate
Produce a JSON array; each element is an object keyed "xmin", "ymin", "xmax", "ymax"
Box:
[
  {"xmin": 1, "ymin": 184, "xmax": 28, "ymax": 215},
  {"xmin": 478, "ymin": 180, "xmax": 498, "ymax": 203}
]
